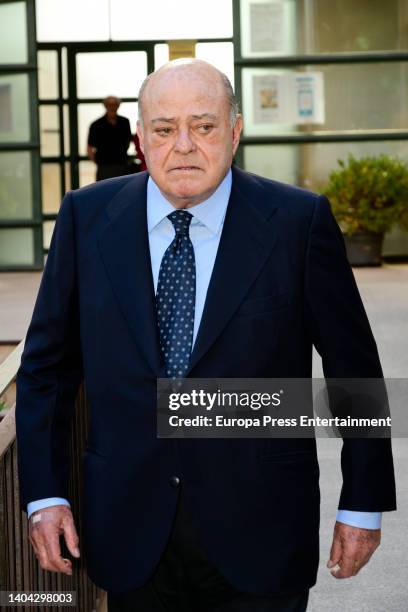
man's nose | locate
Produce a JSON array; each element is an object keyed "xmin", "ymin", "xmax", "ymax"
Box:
[{"xmin": 174, "ymin": 130, "xmax": 195, "ymax": 154}]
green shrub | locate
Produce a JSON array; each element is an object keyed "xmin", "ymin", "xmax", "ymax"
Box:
[{"xmin": 323, "ymin": 154, "xmax": 408, "ymax": 235}]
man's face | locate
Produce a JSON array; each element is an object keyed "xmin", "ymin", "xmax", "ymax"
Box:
[
  {"xmin": 137, "ymin": 66, "xmax": 242, "ymax": 208},
  {"xmin": 104, "ymin": 98, "xmax": 120, "ymax": 118}
]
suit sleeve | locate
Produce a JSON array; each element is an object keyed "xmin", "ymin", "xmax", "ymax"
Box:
[
  {"xmin": 305, "ymin": 195, "xmax": 396, "ymax": 512},
  {"xmin": 15, "ymin": 191, "xmax": 83, "ymax": 511}
]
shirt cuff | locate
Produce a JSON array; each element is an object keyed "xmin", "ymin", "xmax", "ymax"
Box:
[
  {"xmin": 336, "ymin": 510, "xmax": 382, "ymax": 529},
  {"xmin": 27, "ymin": 498, "xmax": 71, "ymax": 519}
]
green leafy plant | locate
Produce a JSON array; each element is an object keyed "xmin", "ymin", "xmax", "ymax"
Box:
[
  {"xmin": 0, "ymin": 400, "xmax": 7, "ymax": 412},
  {"xmin": 323, "ymin": 154, "xmax": 408, "ymax": 235}
]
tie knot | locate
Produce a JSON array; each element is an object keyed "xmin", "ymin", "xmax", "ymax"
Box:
[{"xmin": 167, "ymin": 210, "xmax": 193, "ymax": 236}]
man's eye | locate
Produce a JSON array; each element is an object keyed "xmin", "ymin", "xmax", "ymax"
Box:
[
  {"xmin": 156, "ymin": 127, "xmax": 173, "ymax": 135},
  {"xmin": 197, "ymin": 124, "xmax": 213, "ymax": 133}
]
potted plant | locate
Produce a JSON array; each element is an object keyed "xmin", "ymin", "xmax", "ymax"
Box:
[{"xmin": 323, "ymin": 154, "xmax": 408, "ymax": 266}]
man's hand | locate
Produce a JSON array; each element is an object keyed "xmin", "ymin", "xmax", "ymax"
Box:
[
  {"xmin": 29, "ymin": 505, "xmax": 80, "ymax": 575},
  {"xmin": 327, "ymin": 521, "xmax": 380, "ymax": 579},
  {"xmin": 87, "ymin": 144, "xmax": 96, "ymax": 162}
]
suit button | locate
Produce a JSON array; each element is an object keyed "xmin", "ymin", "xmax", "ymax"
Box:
[{"xmin": 169, "ymin": 476, "xmax": 180, "ymax": 488}]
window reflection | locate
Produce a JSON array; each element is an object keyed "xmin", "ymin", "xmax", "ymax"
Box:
[
  {"xmin": 0, "ymin": 74, "xmax": 30, "ymax": 142},
  {"xmin": 0, "ymin": 2, "xmax": 28, "ymax": 64},
  {"xmin": 242, "ymin": 63, "xmax": 408, "ymax": 136},
  {"xmin": 0, "ymin": 152, "xmax": 33, "ymax": 219},
  {"xmin": 240, "ymin": 0, "xmax": 408, "ymax": 57}
]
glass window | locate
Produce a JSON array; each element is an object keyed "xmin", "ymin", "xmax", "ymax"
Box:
[
  {"xmin": 39, "ymin": 106, "xmax": 60, "ymax": 156},
  {"xmin": 38, "ymin": 51, "xmax": 59, "ymax": 99},
  {"xmin": 155, "ymin": 44, "xmax": 169, "ymax": 70},
  {"xmin": 65, "ymin": 162, "xmax": 71, "ymax": 192},
  {"xmin": 63, "ymin": 105, "xmax": 70, "ymax": 156},
  {"xmin": 0, "ymin": 228, "xmax": 34, "ymax": 266},
  {"xmin": 0, "ymin": 2, "xmax": 28, "ymax": 64},
  {"xmin": 43, "ymin": 220, "xmax": 55, "ymax": 250},
  {"xmin": 61, "ymin": 47, "xmax": 68, "ymax": 99},
  {"xmin": 79, "ymin": 160, "xmax": 96, "ymax": 187},
  {"xmin": 110, "ymin": 0, "xmax": 233, "ymax": 40},
  {"xmin": 242, "ymin": 63, "xmax": 408, "ymax": 137},
  {"xmin": 243, "ymin": 141, "xmax": 408, "ymax": 255},
  {"xmin": 0, "ymin": 74, "xmax": 30, "ymax": 142},
  {"xmin": 76, "ymin": 52, "xmax": 147, "ymax": 99},
  {"xmin": 41, "ymin": 164, "xmax": 61, "ymax": 214},
  {"xmin": 240, "ymin": 0, "xmax": 408, "ymax": 57},
  {"xmin": 243, "ymin": 140, "xmax": 408, "ymax": 193},
  {"xmin": 240, "ymin": 0, "xmax": 297, "ymax": 58},
  {"xmin": 0, "ymin": 152, "xmax": 33, "ymax": 220},
  {"xmin": 36, "ymin": 0, "xmax": 110, "ymax": 42},
  {"xmin": 308, "ymin": 0, "xmax": 408, "ymax": 54},
  {"xmin": 78, "ymin": 102, "xmax": 138, "ymax": 156}
]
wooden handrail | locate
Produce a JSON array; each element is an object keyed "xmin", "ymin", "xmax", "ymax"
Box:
[
  {"xmin": 0, "ymin": 340, "xmax": 23, "ymax": 398},
  {"xmin": 0, "ymin": 404, "xmax": 16, "ymax": 459},
  {"xmin": 0, "ymin": 340, "xmax": 22, "ymax": 458},
  {"xmin": 0, "ymin": 342, "xmax": 104, "ymax": 611}
]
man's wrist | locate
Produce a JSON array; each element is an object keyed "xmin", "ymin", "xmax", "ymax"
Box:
[
  {"xmin": 27, "ymin": 497, "xmax": 71, "ymax": 519},
  {"xmin": 336, "ymin": 510, "xmax": 382, "ymax": 530}
]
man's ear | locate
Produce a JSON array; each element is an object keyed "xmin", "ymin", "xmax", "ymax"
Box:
[
  {"xmin": 136, "ymin": 120, "xmax": 145, "ymax": 153},
  {"xmin": 232, "ymin": 114, "xmax": 243, "ymax": 156}
]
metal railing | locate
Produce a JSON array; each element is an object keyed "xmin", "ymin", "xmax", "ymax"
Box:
[{"xmin": 0, "ymin": 342, "xmax": 106, "ymax": 611}]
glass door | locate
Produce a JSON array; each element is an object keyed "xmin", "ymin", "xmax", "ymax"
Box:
[
  {"xmin": 37, "ymin": 42, "xmax": 154, "ymax": 253},
  {"xmin": 0, "ymin": 0, "xmax": 42, "ymax": 269},
  {"xmin": 72, "ymin": 44, "xmax": 153, "ymax": 189}
]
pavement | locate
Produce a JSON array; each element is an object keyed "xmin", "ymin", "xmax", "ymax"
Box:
[
  {"xmin": 312, "ymin": 265, "xmax": 408, "ymax": 611},
  {"xmin": 0, "ymin": 272, "xmax": 41, "ymax": 343},
  {"xmin": 0, "ymin": 265, "xmax": 407, "ymax": 611}
]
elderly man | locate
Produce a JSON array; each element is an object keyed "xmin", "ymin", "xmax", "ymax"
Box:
[
  {"xmin": 16, "ymin": 59, "xmax": 395, "ymax": 612},
  {"xmin": 87, "ymin": 95, "xmax": 132, "ymax": 181}
]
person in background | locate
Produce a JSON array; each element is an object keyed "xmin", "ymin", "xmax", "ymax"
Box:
[
  {"xmin": 87, "ymin": 96, "xmax": 131, "ymax": 181},
  {"xmin": 133, "ymin": 131, "xmax": 147, "ymax": 171}
]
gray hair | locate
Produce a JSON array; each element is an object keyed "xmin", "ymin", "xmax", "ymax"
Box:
[{"xmin": 138, "ymin": 62, "xmax": 239, "ymax": 129}]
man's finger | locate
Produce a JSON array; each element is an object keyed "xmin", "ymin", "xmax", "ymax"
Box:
[
  {"xmin": 44, "ymin": 531, "xmax": 73, "ymax": 575},
  {"xmin": 330, "ymin": 554, "xmax": 361, "ymax": 579},
  {"xmin": 31, "ymin": 525, "xmax": 66, "ymax": 574},
  {"xmin": 29, "ymin": 533, "xmax": 49, "ymax": 571},
  {"xmin": 61, "ymin": 515, "xmax": 80, "ymax": 558},
  {"xmin": 327, "ymin": 535, "xmax": 342, "ymax": 569}
]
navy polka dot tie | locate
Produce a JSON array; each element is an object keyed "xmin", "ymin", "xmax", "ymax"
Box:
[{"xmin": 156, "ymin": 210, "xmax": 196, "ymax": 380}]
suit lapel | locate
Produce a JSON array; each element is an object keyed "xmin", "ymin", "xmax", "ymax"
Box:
[
  {"xmin": 97, "ymin": 173, "xmax": 164, "ymax": 375},
  {"xmin": 187, "ymin": 166, "xmax": 280, "ymax": 374},
  {"xmin": 97, "ymin": 168, "xmax": 280, "ymax": 377}
]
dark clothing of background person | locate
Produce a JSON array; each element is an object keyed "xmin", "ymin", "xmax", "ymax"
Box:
[
  {"xmin": 134, "ymin": 132, "xmax": 147, "ymax": 172},
  {"xmin": 87, "ymin": 114, "xmax": 131, "ymax": 181}
]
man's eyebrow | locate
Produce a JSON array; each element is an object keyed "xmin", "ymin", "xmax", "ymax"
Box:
[
  {"xmin": 151, "ymin": 117, "xmax": 177, "ymax": 124},
  {"xmin": 191, "ymin": 113, "xmax": 218, "ymax": 121},
  {"xmin": 150, "ymin": 113, "xmax": 218, "ymax": 124}
]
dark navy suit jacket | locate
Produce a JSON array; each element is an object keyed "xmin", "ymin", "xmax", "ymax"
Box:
[{"xmin": 16, "ymin": 166, "xmax": 396, "ymax": 594}]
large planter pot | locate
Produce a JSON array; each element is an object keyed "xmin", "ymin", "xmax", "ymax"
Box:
[{"xmin": 343, "ymin": 232, "xmax": 384, "ymax": 267}]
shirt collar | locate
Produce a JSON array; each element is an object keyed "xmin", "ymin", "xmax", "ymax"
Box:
[{"xmin": 147, "ymin": 168, "xmax": 232, "ymax": 235}]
